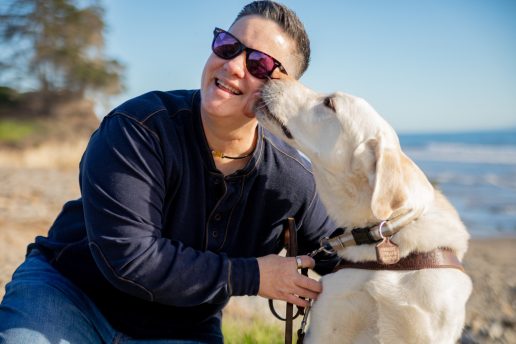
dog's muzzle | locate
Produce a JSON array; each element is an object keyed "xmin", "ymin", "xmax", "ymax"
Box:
[{"xmin": 255, "ymin": 98, "xmax": 293, "ymax": 139}]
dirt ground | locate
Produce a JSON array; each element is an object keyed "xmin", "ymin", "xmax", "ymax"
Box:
[{"xmin": 0, "ymin": 159, "xmax": 515, "ymax": 343}]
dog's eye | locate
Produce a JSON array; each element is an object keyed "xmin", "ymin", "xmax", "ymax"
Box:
[{"xmin": 323, "ymin": 96, "xmax": 336, "ymax": 112}]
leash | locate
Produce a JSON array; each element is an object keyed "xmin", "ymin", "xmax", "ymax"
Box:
[
  {"xmin": 294, "ymin": 246, "xmax": 322, "ymax": 344},
  {"xmin": 279, "ymin": 210, "xmax": 465, "ymax": 343},
  {"xmin": 269, "ymin": 216, "xmax": 406, "ymax": 343},
  {"xmin": 268, "ymin": 217, "xmax": 309, "ymax": 344},
  {"xmin": 271, "ymin": 212, "xmax": 418, "ymax": 343}
]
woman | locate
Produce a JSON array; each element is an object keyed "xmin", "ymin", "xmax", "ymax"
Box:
[{"xmin": 0, "ymin": 1, "xmax": 338, "ymax": 343}]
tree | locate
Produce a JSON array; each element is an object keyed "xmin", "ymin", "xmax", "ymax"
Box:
[{"xmin": 0, "ymin": 0, "xmax": 124, "ymax": 112}]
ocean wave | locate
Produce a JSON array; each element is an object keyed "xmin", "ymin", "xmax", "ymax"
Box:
[
  {"xmin": 428, "ymin": 171, "xmax": 516, "ymax": 189},
  {"xmin": 402, "ymin": 142, "xmax": 516, "ymax": 165}
]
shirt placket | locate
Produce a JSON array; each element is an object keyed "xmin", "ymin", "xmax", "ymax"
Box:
[{"xmin": 205, "ymin": 175, "xmax": 241, "ymax": 252}]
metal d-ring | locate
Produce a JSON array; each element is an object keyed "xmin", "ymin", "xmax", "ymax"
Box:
[
  {"xmin": 377, "ymin": 220, "xmax": 388, "ymax": 240},
  {"xmin": 318, "ymin": 236, "xmax": 335, "ymax": 254}
]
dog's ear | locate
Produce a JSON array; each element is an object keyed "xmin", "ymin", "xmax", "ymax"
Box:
[
  {"xmin": 351, "ymin": 135, "xmax": 407, "ymax": 220},
  {"xmin": 370, "ymin": 138, "xmax": 407, "ymax": 220}
]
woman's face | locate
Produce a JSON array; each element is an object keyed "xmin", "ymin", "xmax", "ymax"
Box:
[{"xmin": 200, "ymin": 15, "xmax": 297, "ymax": 123}]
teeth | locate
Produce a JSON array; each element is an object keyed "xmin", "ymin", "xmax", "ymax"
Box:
[{"xmin": 216, "ymin": 79, "xmax": 242, "ymax": 95}]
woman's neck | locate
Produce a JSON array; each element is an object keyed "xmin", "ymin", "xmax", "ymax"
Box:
[{"xmin": 201, "ymin": 113, "xmax": 258, "ymax": 157}]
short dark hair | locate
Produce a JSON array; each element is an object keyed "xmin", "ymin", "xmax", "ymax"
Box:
[{"xmin": 232, "ymin": 1, "xmax": 310, "ymax": 78}]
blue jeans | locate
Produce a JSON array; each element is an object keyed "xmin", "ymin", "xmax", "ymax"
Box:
[{"xmin": 0, "ymin": 251, "xmax": 207, "ymax": 344}]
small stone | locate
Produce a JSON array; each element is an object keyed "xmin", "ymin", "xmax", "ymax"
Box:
[
  {"xmin": 488, "ymin": 321, "xmax": 504, "ymax": 339},
  {"xmin": 504, "ymin": 329, "xmax": 516, "ymax": 344},
  {"xmin": 501, "ymin": 302, "xmax": 514, "ymax": 318},
  {"xmin": 460, "ymin": 327, "xmax": 478, "ymax": 344},
  {"xmin": 469, "ymin": 315, "xmax": 484, "ymax": 334}
]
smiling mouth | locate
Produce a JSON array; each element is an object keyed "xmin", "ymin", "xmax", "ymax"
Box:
[
  {"xmin": 255, "ymin": 99, "xmax": 293, "ymax": 139},
  {"xmin": 215, "ymin": 78, "xmax": 243, "ymax": 95}
]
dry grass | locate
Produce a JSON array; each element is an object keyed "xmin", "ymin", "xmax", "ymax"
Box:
[
  {"xmin": 0, "ymin": 142, "xmax": 85, "ymax": 298},
  {"xmin": 0, "ymin": 139, "xmax": 88, "ymax": 170}
]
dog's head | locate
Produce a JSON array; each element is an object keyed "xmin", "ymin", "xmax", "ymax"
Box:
[{"xmin": 256, "ymin": 79, "xmax": 433, "ymax": 225}]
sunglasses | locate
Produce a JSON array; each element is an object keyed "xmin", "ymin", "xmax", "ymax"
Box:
[{"xmin": 212, "ymin": 27, "xmax": 288, "ymax": 79}]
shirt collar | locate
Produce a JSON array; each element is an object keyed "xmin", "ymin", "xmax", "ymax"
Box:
[{"xmin": 193, "ymin": 90, "xmax": 263, "ymax": 178}]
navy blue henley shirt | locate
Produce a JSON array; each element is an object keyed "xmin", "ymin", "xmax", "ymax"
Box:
[{"xmin": 32, "ymin": 89, "xmax": 338, "ymax": 342}]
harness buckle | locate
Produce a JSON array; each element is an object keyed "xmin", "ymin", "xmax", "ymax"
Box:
[{"xmin": 307, "ymin": 237, "xmax": 335, "ymax": 257}]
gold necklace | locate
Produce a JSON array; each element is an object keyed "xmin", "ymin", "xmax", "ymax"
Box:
[{"xmin": 211, "ymin": 149, "xmax": 254, "ymax": 160}]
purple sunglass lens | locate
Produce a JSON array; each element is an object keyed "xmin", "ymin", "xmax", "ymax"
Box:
[
  {"xmin": 212, "ymin": 29, "xmax": 280, "ymax": 79},
  {"xmin": 247, "ymin": 51, "xmax": 276, "ymax": 78},
  {"xmin": 213, "ymin": 32, "xmax": 242, "ymax": 59}
]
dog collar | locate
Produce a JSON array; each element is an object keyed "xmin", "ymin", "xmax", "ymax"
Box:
[{"xmin": 313, "ymin": 208, "xmax": 423, "ymax": 255}]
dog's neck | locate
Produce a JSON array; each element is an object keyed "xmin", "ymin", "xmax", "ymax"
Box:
[{"xmin": 321, "ymin": 189, "xmax": 470, "ymax": 262}]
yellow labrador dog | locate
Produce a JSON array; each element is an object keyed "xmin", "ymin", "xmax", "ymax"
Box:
[{"xmin": 256, "ymin": 79, "xmax": 472, "ymax": 344}]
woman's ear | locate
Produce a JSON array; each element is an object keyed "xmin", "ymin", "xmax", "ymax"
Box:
[{"xmin": 270, "ymin": 68, "xmax": 294, "ymax": 80}]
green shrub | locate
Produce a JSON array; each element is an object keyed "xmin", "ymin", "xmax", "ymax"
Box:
[
  {"xmin": 0, "ymin": 86, "xmax": 20, "ymax": 106},
  {"xmin": 0, "ymin": 119, "xmax": 38, "ymax": 144}
]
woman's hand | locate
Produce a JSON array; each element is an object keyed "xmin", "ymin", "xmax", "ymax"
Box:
[{"xmin": 256, "ymin": 255, "xmax": 322, "ymax": 308}]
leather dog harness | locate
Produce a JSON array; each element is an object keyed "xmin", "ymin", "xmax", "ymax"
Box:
[
  {"xmin": 334, "ymin": 247, "xmax": 465, "ymax": 272},
  {"xmin": 309, "ymin": 212, "xmax": 466, "ymax": 341},
  {"xmin": 272, "ymin": 215, "xmax": 466, "ymax": 344},
  {"xmin": 326, "ymin": 211, "xmax": 465, "ymax": 272}
]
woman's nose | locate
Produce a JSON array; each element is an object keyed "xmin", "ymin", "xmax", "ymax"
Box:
[{"xmin": 223, "ymin": 52, "xmax": 246, "ymax": 79}]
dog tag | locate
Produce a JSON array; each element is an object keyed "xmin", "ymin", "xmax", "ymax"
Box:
[{"xmin": 375, "ymin": 236, "xmax": 400, "ymax": 265}]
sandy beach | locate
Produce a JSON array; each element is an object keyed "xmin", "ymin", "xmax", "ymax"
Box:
[{"xmin": 0, "ymin": 159, "xmax": 514, "ymax": 343}]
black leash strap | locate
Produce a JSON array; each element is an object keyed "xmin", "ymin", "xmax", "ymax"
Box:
[
  {"xmin": 285, "ymin": 217, "xmax": 296, "ymax": 344},
  {"xmin": 268, "ymin": 217, "xmax": 307, "ymax": 344}
]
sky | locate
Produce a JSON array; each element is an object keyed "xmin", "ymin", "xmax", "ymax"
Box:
[{"xmin": 102, "ymin": 0, "xmax": 516, "ymax": 133}]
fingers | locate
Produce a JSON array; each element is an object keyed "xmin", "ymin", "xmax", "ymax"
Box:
[
  {"xmin": 285, "ymin": 293, "xmax": 311, "ymax": 308},
  {"xmin": 292, "ymin": 284, "xmax": 320, "ymax": 301},
  {"xmin": 296, "ymin": 274, "xmax": 322, "ymax": 294},
  {"xmin": 293, "ymin": 255, "xmax": 315, "ymax": 270},
  {"xmin": 257, "ymin": 254, "xmax": 323, "ymax": 306},
  {"xmin": 285, "ymin": 278, "xmax": 320, "ymax": 307}
]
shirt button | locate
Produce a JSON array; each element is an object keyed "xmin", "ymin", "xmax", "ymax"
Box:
[
  {"xmin": 214, "ymin": 213, "xmax": 222, "ymax": 221},
  {"xmin": 212, "ymin": 231, "xmax": 219, "ymax": 238}
]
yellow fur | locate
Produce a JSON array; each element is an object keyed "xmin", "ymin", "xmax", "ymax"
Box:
[{"xmin": 256, "ymin": 79, "xmax": 472, "ymax": 344}]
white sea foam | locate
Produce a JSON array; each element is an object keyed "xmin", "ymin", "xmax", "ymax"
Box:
[
  {"xmin": 403, "ymin": 143, "xmax": 516, "ymax": 165},
  {"xmin": 398, "ymin": 138, "xmax": 516, "ymax": 237}
]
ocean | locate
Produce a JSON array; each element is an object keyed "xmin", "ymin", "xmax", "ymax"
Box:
[{"xmin": 399, "ymin": 128, "xmax": 516, "ymax": 238}]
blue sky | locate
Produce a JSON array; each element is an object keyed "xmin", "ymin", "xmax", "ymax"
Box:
[{"xmin": 103, "ymin": 0, "xmax": 516, "ymax": 133}]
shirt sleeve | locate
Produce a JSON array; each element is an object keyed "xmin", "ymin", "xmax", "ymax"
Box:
[{"xmin": 80, "ymin": 113, "xmax": 259, "ymax": 307}]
